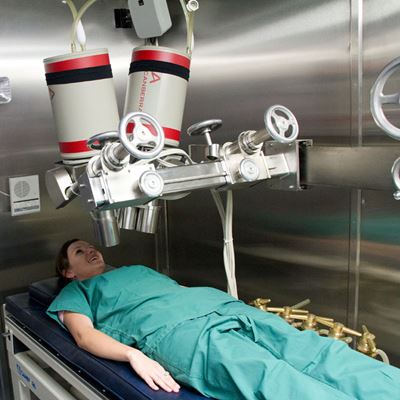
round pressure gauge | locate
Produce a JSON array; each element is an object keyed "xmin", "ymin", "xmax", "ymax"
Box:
[
  {"xmin": 139, "ymin": 171, "xmax": 164, "ymax": 197},
  {"xmin": 239, "ymin": 159, "xmax": 260, "ymax": 182}
]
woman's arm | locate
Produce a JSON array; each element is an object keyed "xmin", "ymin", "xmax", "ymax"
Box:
[{"xmin": 63, "ymin": 311, "xmax": 180, "ymax": 393}]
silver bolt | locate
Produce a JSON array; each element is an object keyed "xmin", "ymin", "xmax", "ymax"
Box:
[{"xmin": 186, "ymin": 0, "xmax": 199, "ymax": 12}]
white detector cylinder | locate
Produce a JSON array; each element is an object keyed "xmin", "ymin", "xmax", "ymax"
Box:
[
  {"xmin": 44, "ymin": 49, "xmax": 120, "ymax": 163},
  {"xmin": 124, "ymin": 45, "xmax": 191, "ymax": 147}
]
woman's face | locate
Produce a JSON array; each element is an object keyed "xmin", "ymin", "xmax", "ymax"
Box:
[{"xmin": 65, "ymin": 240, "xmax": 106, "ymax": 281}]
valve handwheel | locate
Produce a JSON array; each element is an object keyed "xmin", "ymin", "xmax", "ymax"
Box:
[
  {"xmin": 264, "ymin": 105, "xmax": 299, "ymax": 144},
  {"xmin": 371, "ymin": 56, "xmax": 400, "ymax": 140},
  {"xmin": 87, "ymin": 131, "xmax": 119, "ymax": 150},
  {"xmin": 187, "ymin": 119, "xmax": 222, "ymax": 137},
  {"xmin": 119, "ymin": 112, "xmax": 165, "ymax": 159}
]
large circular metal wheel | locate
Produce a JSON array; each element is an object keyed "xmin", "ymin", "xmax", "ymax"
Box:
[
  {"xmin": 264, "ymin": 105, "xmax": 299, "ymax": 144},
  {"xmin": 119, "ymin": 112, "xmax": 165, "ymax": 159},
  {"xmin": 370, "ymin": 56, "xmax": 400, "ymax": 140}
]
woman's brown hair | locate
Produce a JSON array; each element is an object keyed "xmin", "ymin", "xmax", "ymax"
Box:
[{"xmin": 55, "ymin": 238, "xmax": 80, "ymax": 283}]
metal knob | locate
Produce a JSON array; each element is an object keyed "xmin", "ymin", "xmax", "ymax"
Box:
[{"xmin": 187, "ymin": 119, "xmax": 222, "ymax": 160}]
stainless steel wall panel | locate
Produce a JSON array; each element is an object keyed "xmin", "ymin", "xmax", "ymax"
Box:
[
  {"xmin": 363, "ymin": 0, "xmax": 400, "ymax": 144},
  {"xmin": 173, "ymin": 0, "xmax": 352, "ymax": 147},
  {"xmin": 168, "ymin": 186, "xmax": 351, "ymax": 323},
  {"xmin": 166, "ymin": 0, "xmax": 353, "ymax": 342},
  {"xmin": 357, "ymin": 0, "xmax": 400, "ymax": 366},
  {"xmin": 358, "ymin": 190, "xmax": 400, "ymax": 366},
  {"xmin": 1, "ymin": 2, "xmax": 400, "ymax": 398},
  {"xmin": 167, "ymin": 0, "xmax": 400, "ymax": 368}
]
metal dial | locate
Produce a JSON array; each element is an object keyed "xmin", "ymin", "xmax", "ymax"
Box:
[
  {"xmin": 139, "ymin": 171, "xmax": 164, "ymax": 197},
  {"xmin": 239, "ymin": 159, "xmax": 260, "ymax": 181}
]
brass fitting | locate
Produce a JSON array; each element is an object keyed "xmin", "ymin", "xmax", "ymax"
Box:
[
  {"xmin": 357, "ymin": 325, "xmax": 377, "ymax": 358},
  {"xmin": 249, "ymin": 298, "xmax": 271, "ymax": 311},
  {"xmin": 301, "ymin": 313, "xmax": 319, "ymax": 331}
]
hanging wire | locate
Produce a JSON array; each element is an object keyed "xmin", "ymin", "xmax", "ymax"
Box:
[{"xmin": 68, "ymin": 0, "xmax": 96, "ymax": 52}]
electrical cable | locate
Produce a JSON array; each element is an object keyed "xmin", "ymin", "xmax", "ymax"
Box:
[
  {"xmin": 70, "ymin": 0, "xmax": 96, "ymax": 52},
  {"xmin": 211, "ymin": 189, "xmax": 238, "ymax": 299},
  {"xmin": 179, "ymin": 0, "xmax": 196, "ymax": 56},
  {"xmin": 225, "ymin": 190, "xmax": 238, "ymax": 298},
  {"xmin": 186, "ymin": 12, "xmax": 194, "ymax": 56},
  {"xmin": 65, "ymin": 0, "xmax": 78, "ymax": 19},
  {"xmin": 64, "ymin": 0, "xmax": 79, "ymax": 51},
  {"xmin": 376, "ymin": 349, "xmax": 390, "ymax": 364}
]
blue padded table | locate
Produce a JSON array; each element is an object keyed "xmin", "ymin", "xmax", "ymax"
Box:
[{"xmin": 5, "ymin": 277, "xmax": 208, "ymax": 400}]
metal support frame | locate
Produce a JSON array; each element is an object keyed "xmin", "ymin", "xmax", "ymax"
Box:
[
  {"xmin": 4, "ymin": 308, "xmax": 107, "ymax": 400},
  {"xmin": 301, "ymin": 145, "xmax": 400, "ymax": 191},
  {"xmin": 74, "ymin": 141, "xmax": 302, "ymax": 213}
]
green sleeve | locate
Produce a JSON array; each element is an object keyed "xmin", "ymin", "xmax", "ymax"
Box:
[{"xmin": 46, "ymin": 282, "xmax": 93, "ymax": 329}]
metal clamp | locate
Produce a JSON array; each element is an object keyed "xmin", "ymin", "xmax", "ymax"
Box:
[{"xmin": 370, "ymin": 56, "xmax": 400, "ymax": 140}]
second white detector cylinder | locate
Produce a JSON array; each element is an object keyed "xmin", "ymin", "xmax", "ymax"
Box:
[{"xmin": 124, "ymin": 45, "xmax": 191, "ymax": 148}]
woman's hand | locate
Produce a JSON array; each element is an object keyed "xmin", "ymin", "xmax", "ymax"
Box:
[{"xmin": 127, "ymin": 349, "xmax": 180, "ymax": 393}]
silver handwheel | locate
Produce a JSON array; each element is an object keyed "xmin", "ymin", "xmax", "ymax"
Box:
[
  {"xmin": 87, "ymin": 131, "xmax": 119, "ymax": 150},
  {"xmin": 370, "ymin": 56, "xmax": 400, "ymax": 140},
  {"xmin": 118, "ymin": 112, "xmax": 165, "ymax": 159},
  {"xmin": 264, "ymin": 105, "xmax": 299, "ymax": 144}
]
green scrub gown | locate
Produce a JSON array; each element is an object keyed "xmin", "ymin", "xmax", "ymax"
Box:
[{"xmin": 47, "ymin": 266, "xmax": 400, "ymax": 400}]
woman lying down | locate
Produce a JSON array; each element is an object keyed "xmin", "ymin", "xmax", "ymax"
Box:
[{"xmin": 47, "ymin": 239, "xmax": 400, "ymax": 400}]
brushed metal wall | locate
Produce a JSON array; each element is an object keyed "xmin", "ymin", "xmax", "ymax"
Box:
[
  {"xmin": 1, "ymin": 0, "xmax": 400, "ymax": 398},
  {"xmin": 358, "ymin": 0, "xmax": 400, "ymax": 366},
  {"xmin": 168, "ymin": 0, "xmax": 351, "ymax": 317}
]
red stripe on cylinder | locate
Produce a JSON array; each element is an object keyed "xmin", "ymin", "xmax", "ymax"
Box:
[
  {"xmin": 132, "ymin": 50, "xmax": 191, "ymax": 69},
  {"xmin": 59, "ymin": 126, "xmax": 180, "ymax": 154},
  {"xmin": 45, "ymin": 54, "xmax": 110, "ymax": 73},
  {"xmin": 59, "ymin": 140, "xmax": 92, "ymax": 154},
  {"xmin": 126, "ymin": 123, "xmax": 181, "ymax": 142}
]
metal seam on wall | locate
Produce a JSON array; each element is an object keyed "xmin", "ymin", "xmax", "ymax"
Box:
[{"xmin": 347, "ymin": 0, "xmax": 363, "ymax": 333}]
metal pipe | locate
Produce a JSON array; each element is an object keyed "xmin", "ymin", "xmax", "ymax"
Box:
[
  {"xmin": 224, "ymin": 129, "xmax": 270, "ymax": 155},
  {"xmin": 118, "ymin": 206, "xmax": 139, "ymax": 230},
  {"xmin": 65, "ymin": 181, "xmax": 80, "ymax": 200},
  {"xmin": 249, "ymin": 129, "xmax": 272, "ymax": 147},
  {"xmin": 135, "ymin": 200, "xmax": 161, "ymax": 234},
  {"xmin": 89, "ymin": 142, "xmax": 129, "ymax": 175},
  {"xmin": 90, "ymin": 209, "xmax": 120, "ymax": 247},
  {"xmin": 112, "ymin": 143, "xmax": 129, "ymax": 162}
]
